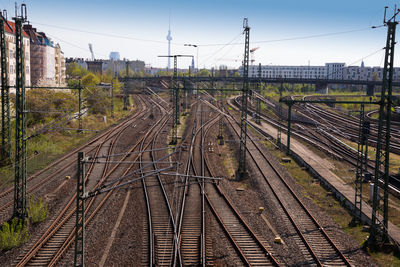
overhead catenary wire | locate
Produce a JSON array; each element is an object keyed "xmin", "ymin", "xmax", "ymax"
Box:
[
  {"xmin": 84, "ymin": 160, "xmax": 177, "ymax": 164},
  {"xmin": 198, "ymin": 27, "xmax": 377, "ymax": 47},
  {"xmin": 199, "ymin": 32, "xmax": 243, "ymax": 66},
  {"xmin": 26, "ymin": 109, "xmax": 88, "ymax": 140},
  {"xmin": 32, "ymin": 21, "xmax": 378, "ymax": 52},
  {"xmin": 97, "ymin": 149, "xmax": 180, "ymax": 190},
  {"xmin": 86, "ymin": 166, "xmax": 175, "ymax": 199},
  {"xmin": 90, "ymin": 146, "xmax": 179, "ymax": 160}
]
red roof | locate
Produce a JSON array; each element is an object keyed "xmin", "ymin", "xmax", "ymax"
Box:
[{"xmin": 4, "ymin": 20, "xmax": 29, "ymax": 38}]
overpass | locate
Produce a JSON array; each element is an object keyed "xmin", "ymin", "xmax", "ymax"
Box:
[
  {"xmin": 122, "ymin": 76, "xmax": 400, "ymax": 86},
  {"xmin": 122, "ymin": 76, "xmax": 400, "ymax": 95}
]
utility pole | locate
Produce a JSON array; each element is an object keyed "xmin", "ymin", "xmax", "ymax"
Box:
[
  {"xmin": 370, "ymin": 6, "xmax": 399, "ymax": 246},
  {"xmin": 210, "ymin": 67, "xmax": 215, "ymax": 97},
  {"xmin": 74, "ymin": 152, "xmax": 86, "ymax": 267},
  {"xmin": 158, "ymin": 55, "xmax": 193, "ymax": 145},
  {"xmin": 277, "ymin": 82, "xmax": 283, "ymax": 147},
  {"xmin": 77, "ymin": 80, "xmax": 82, "ymax": 133},
  {"xmin": 351, "ymin": 104, "xmax": 369, "ymax": 225},
  {"xmin": 0, "ymin": 11, "xmax": 11, "ymax": 166},
  {"xmin": 217, "ymin": 99, "xmax": 224, "ymax": 145},
  {"xmin": 236, "ymin": 18, "xmax": 250, "ymax": 181},
  {"xmin": 12, "ymin": 3, "xmax": 27, "ymax": 221},
  {"xmin": 255, "ymin": 63, "xmax": 261, "ymax": 125},
  {"xmin": 110, "ymin": 73, "xmax": 116, "ymax": 118},
  {"xmin": 123, "ymin": 60, "xmax": 129, "ymax": 111},
  {"xmin": 286, "ymin": 102, "xmax": 293, "ymax": 155}
]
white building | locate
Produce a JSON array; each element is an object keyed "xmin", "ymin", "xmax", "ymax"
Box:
[
  {"xmin": 0, "ymin": 20, "xmax": 31, "ymax": 92},
  {"xmin": 23, "ymin": 24, "xmax": 66, "ymax": 86},
  {"xmin": 247, "ymin": 64, "xmax": 327, "ymax": 79},
  {"xmin": 243, "ymin": 62, "xmax": 400, "ymax": 82}
]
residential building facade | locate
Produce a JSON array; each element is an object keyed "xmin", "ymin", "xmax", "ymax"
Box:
[
  {"xmin": 23, "ymin": 24, "xmax": 66, "ymax": 86},
  {"xmin": 0, "ymin": 20, "xmax": 31, "ymax": 91},
  {"xmin": 243, "ymin": 62, "xmax": 400, "ymax": 81},
  {"xmin": 102, "ymin": 59, "xmax": 145, "ymax": 75}
]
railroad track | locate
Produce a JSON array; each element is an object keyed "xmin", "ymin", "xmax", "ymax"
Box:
[
  {"xmin": 13, "ymin": 95, "xmax": 164, "ymax": 266},
  {"xmin": 254, "ymin": 92, "xmax": 400, "ymax": 154},
  {"xmin": 236, "ymin": 96, "xmax": 400, "ymax": 193},
  {"xmin": 190, "ymin": 100, "xmax": 280, "ymax": 266},
  {"xmin": 223, "ymin": 103, "xmax": 352, "ymax": 266},
  {"xmin": 297, "ymin": 101, "xmax": 400, "ymax": 154},
  {"xmin": 177, "ymin": 102, "xmax": 216, "ymax": 266},
  {"xmin": 0, "ymin": 95, "xmax": 147, "ymax": 223},
  {"xmin": 140, "ymin": 108, "xmax": 180, "ymax": 266}
]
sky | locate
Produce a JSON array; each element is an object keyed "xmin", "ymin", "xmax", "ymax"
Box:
[{"xmin": 1, "ymin": 0, "xmax": 399, "ymax": 69}]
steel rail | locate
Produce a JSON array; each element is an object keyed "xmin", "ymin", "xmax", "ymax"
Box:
[
  {"xmin": 197, "ymin": 100, "xmax": 279, "ymax": 266},
  {"xmin": 48, "ymin": 104, "xmax": 170, "ymax": 266},
  {"xmin": 15, "ymin": 95, "xmax": 152, "ymax": 266},
  {"xmin": 0, "ymin": 96, "xmax": 146, "ymax": 223},
  {"xmin": 225, "ymin": 103, "xmax": 352, "ymax": 266}
]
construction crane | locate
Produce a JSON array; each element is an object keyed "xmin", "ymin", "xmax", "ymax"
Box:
[
  {"xmin": 250, "ymin": 47, "xmax": 259, "ymax": 65},
  {"xmin": 88, "ymin": 43, "xmax": 95, "ymax": 61}
]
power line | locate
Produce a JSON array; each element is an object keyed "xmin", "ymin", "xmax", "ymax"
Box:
[
  {"xmin": 199, "ymin": 32, "xmax": 242, "ymax": 66},
  {"xmin": 45, "ymin": 33, "xmax": 109, "ymax": 58},
  {"xmin": 31, "ymin": 21, "xmax": 184, "ymax": 46},
  {"xmin": 198, "ymin": 27, "xmax": 376, "ymax": 47},
  {"xmin": 31, "ymin": 21, "xmax": 377, "ymax": 49}
]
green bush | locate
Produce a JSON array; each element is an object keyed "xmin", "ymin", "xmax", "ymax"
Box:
[
  {"xmin": 28, "ymin": 197, "xmax": 48, "ymax": 224},
  {"xmin": 0, "ymin": 218, "xmax": 29, "ymax": 250},
  {"xmin": 20, "ymin": 89, "xmax": 78, "ymax": 127}
]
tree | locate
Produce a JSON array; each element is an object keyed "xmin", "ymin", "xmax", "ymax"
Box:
[
  {"xmin": 233, "ymin": 71, "xmax": 241, "ymax": 77},
  {"xmin": 155, "ymin": 70, "xmax": 173, "ymax": 76},
  {"xmin": 66, "ymin": 62, "xmax": 88, "ymax": 78},
  {"xmin": 24, "ymin": 89, "xmax": 78, "ymax": 127},
  {"xmin": 198, "ymin": 68, "xmax": 211, "ymax": 77},
  {"xmin": 86, "ymin": 87, "xmax": 110, "ymax": 115},
  {"xmin": 81, "ymin": 73, "xmax": 100, "ymax": 87}
]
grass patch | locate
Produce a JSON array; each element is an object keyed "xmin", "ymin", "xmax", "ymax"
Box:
[
  {"xmin": 341, "ymin": 138, "xmax": 400, "ymax": 174},
  {"xmin": 0, "ymin": 218, "xmax": 29, "ymax": 251},
  {"xmin": 27, "ymin": 197, "xmax": 48, "ymax": 224}
]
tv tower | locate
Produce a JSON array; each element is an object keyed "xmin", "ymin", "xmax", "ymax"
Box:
[{"xmin": 166, "ymin": 15, "xmax": 172, "ymax": 70}]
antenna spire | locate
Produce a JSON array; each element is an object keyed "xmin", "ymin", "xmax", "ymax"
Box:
[{"xmin": 166, "ymin": 11, "xmax": 172, "ymax": 70}]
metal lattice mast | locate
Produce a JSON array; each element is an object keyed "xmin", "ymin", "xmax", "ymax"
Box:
[
  {"xmin": 255, "ymin": 63, "xmax": 261, "ymax": 124},
  {"xmin": 171, "ymin": 56, "xmax": 178, "ymax": 144},
  {"xmin": 0, "ymin": 13, "xmax": 11, "ymax": 166},
  {"xmin": 110, "ymin": 74, "xmax": 115, "ymax": 118},
  {"xmin": 236, "ymin": 18, "xmax": 250, "ymax": 181},
  {"xmin": 218, "ymin": 99, "xmax": 224, "ymax": 145},
  {"xmin": 210, "ymin": 67, "xmax": 215, "ymax": 97},
  {"xmin": 352, "ymin": 104, "xmax": 369, "ymax": 225},
  {"xmin": 370, "ymin": 8, "xmax": 399, "ymax": 245},
  {"xmin": 217, "ymin": 73, "xmax": 224, "ymax": 145},
  {"xmin": 277, "ymin": 82, "xmax": 283, "ymax": 147},
  {"xmin": 123, "ymin": 61, "xmax": 129, "ymax": 110},
  {"xmin": 74, "ymin": 152, "xmax": 86, "ymax": 267},
  {"xmin": 77, "ymin": 81, "xmax": 82, "ymax": 133},
  {"xmin": 158, "ymin": 55, "xmax": 193, "ymax": 145},
  {"xmin": 13, "ymin": 5, "xmax": 27, "ymax": 220}
]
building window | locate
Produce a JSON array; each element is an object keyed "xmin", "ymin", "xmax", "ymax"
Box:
[
  {"xmin": 26, "ymin": 66, "xmax": 29, "ymax": 74},
  {"xmin": 9, "ymin": 50, "xmax": 13, "ymax": 58},
  {"xmin": 9, "ymin": 65, "xmax": 13, "ymax": 74}
]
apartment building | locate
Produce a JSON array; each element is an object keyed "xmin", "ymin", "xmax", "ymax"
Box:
[
  {"xmin": 244, "ymin": 62, "xmax": 400, "ymax": 81},
  {"xmin": 23, "ymin": 24, "xmax": 66, "ymax": 86},
  {"xmin": 0, "ymin": 20, "xmax": 31, "ymax": 91}
]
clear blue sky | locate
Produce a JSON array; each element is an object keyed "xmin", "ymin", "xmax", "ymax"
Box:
[{"xmin": 1, "ymin": 0, "xmax": 399, "ymax": 68}]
